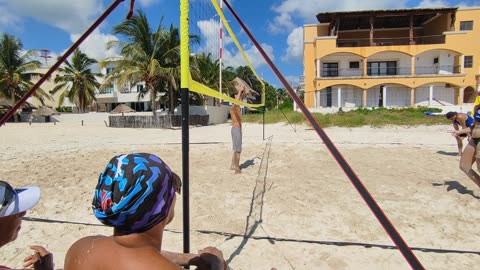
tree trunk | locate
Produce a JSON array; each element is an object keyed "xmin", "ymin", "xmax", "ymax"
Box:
[
  {"xmin": 149, "ymin": 84, "xmax": 157, "ymax": 116},
  {"xmin": 168, "ymin": 76, "xmax": 178, "ymax": 114},
  {"xmin": 169, "ymin": 83, "xmax": 174, "ymax": 114},
  {"xmin": 11, "ymin": 91, "xmax": 18, "ymax": 122}
]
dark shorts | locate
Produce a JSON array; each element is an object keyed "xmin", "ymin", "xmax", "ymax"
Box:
[{"xmin": 231, "ymin": 127, "xmax": 242, "ymax": 153}]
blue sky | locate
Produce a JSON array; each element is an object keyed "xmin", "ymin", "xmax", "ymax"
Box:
[{"xmin": 0, "ymin": 0, "xmax": 479, "ymax": 88}]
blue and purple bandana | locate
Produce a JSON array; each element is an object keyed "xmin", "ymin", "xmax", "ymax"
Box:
[{"xmin": 92, "ymin": 153, "xmax": 181, "ymax": 234}]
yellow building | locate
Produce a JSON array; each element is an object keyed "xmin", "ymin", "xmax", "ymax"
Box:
[{"xmin": 303, "ymin": 7, "xmax": 480, "ymax": 110}]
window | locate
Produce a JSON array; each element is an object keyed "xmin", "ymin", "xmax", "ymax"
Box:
[
  {"xmin": 106, "ymin": 67, "xmax": 114, "ymax": 74},
  {"xmin": 322, "ymin": 63, "xmax": 338, "ymax": 77},
  {"xmin": 460, "ymin": 21, "xmax": 473, "ymax": 31},
  {"xmin": 136, "ymin": 84, "xmax": 145, "ymax": 92},
  {"xmin": 100, "ymin": 84, "xmax": 114, "ymax": 94},
  {"xmin": 349, "ymin": 61, "xmax": 360, "ymax": 69},
  {"xmin": 367, "ymin": 61, "xmax": 397, "ymax": 76},
  {"xmin": 464, "ymin": 56, "xmax": 473, "ymax": 68},
  {"xmin": 433, "ymin": 57, "xmax": 439, "ymax": 64}
]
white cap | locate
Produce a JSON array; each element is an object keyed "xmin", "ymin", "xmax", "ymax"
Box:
[{"xmin": 0, "ymin": 181, "xmax": 40, "ymax": 217}]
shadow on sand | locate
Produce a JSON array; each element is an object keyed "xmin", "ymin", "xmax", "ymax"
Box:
[
  {"xmin": 240, "ymin": 157, "xmax": 261, "ymax": 170},
  {"xmin": 436, "ymin": 150, "xmax": 459, "ymax": 157},
  {"xmin": 432, "ymin": 180, "xmax": 480, "ymax": 200}
]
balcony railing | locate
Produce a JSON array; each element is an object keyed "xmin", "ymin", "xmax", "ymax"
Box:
[
  {"xmin": 98, "ymin": 88, "xmax": 114, "ymax": 94},
  {"xmin": 321, "ymin": 68, "xmax": 363, "ymax": 77},
  {"xmin": 415, "ymin": 65, "xmax": 461, "ymax": 75},
  {"xmin": 367, "ymin": 67, "xmax": 411, "ymax": 76},
  {"xmin": 336, "ymin": 35, "xmax": 446, "ymax": 48},
  {"xmin": 319, "ymin": 65, "xmax": 461, "ymax": 78}
]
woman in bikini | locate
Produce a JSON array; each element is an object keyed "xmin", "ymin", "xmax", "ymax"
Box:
[{"xmin": 453, "ymin": 104, "xmax": 480, "ymax": 188}]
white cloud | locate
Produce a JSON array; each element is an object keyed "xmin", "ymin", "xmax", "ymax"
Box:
[
  {"xmin": 268, "ymin": 13, "xmax": 296, "ymax": 34},
  {"xmin": 223, "ymin": 42, "xmax": 274, "ymax": 70},
  {"xmin": 195, "ymin": 18, "xmax": 273, "ymax": 70},
  {"xmin": 0, "ymin": 0, "xmax": 102, "ymax": 33},
  {"xmin": 417, "ymin": 0, "xmax": 450, "ymax": 7},
  {"xmin": 417, "ymin": 0, "xmax": 477, "ymax": 7},
  {"xmin": 195, "ymin": 18, "xmax": 233, "ymax": 58},
  {"xmin": 136, "ymin": 0, "xmax": 159, "ymax": 7},
  {"xmin": 0, "ymin": 1, "xmax": 120, "ymax": 63},
  {"xmin": 69, "ymin": 30, "xmax": 120, "ymax": 61},
  {"xmin": 268, "ymin": 0, "xmax": 409, "ymax": 33},
  {"xmin": 282, "ymin": 27, "xmax": 303, "ymax": 64},
  {"xmin": 0, "ymin": 6, "xmax": 22, "ymax": 31}
]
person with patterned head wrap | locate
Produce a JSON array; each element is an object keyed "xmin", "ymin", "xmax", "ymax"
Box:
[{"xmin": 64, "ymin": 153, "xmax": 228, "ymax": 270}]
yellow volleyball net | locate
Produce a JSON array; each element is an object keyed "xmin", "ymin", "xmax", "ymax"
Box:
[{"xmin": 180, "ymin": 0, "xmax": 265, "ymax": 108}]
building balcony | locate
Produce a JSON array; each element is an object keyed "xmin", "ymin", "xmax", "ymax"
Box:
[
  {"xmin": 318, "ymin": 65, "xmax": 462, "ymax": 79},
  {"xmin": 336, "ymin": 35, "xmax": 446, "ymax": 48},
  {"xmin": 96, "ymin": 89, "xmax": 116, "ymax": 97},
  {"xmin": 415, "ymin": 65, "xmax": 461, "ymax": 75}
]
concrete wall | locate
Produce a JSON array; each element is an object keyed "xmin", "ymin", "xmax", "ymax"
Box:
[{"xmin": 174, "ymin": 105, "xmax": 231, "ymax": 125}]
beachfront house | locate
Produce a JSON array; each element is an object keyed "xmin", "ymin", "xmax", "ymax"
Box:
[
  {"xmin": 28, "ymin": 57, "xmax": 155, "ymax": 113},
  {"xmin": 302, "ymin": 7, "xmax": 480, "ymax": 112},
  {"xmin": 95, "ymin": 57, "xmax": 154, "ymax": 113}
]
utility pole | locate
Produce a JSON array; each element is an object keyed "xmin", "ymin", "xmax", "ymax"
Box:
[{"xmin": 39, "ymin": 49, "xmax": 52, "ymax": 66}]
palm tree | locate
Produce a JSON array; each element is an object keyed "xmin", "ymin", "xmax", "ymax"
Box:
[
  {"xmin": 192, "ymin": 53, "xmax": 219, "ymax": 89},
  {"xmin": 190, "ymin": 53, "xmax": 238, "ymax": 104},
  {"xmin": 51, "ymin": 49, "xmax": 101, "ymax": 113},
  {"xmin": 0, "ymin": 33, "xmax": 51, "ymax": 121},
  {"xmin": 104, "ymin": 12, "xmax": 182, "ymax": 115}
]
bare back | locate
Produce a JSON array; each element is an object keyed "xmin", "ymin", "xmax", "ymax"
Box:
[
  {"xmin": 230, "ymin": 105, "xmax": 241, "ymax": 128},
  {"xmin": 64, "ymin": 236, "xmax": 181, "ymax": 270}
]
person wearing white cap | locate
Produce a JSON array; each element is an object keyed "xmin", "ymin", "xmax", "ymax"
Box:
[{"xmin": 0, "ymin": 180, "xmax": 53, "ymax": 270}]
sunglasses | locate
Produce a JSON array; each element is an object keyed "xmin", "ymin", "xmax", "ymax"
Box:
[
  {"xmin": 173, "ymin": 173, "xmax": 182, "ymax": 195},
  {"xmin": 0, "ymin": 181, "xmax": 15, "ymax": 214}
]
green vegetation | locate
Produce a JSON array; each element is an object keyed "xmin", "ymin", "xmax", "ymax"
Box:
[
  {"xmin": 52, "ymin": 49, "xmax": 101, "ymax": 113},
  {"xmin": 243, "ymin": 107, "xmax": 448, "ymax": 127},
  {"xmin": 0, "ymin": 33, "xmax": 52, "ymax": 121},
  {"xmin": 55, "ymin": 106, "xmax": 73, "ymax": 113}
]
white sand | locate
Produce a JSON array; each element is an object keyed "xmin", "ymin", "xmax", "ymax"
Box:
[{"xmin": 0, "ymin": 121, "xmax": 479, "ymax": 269}]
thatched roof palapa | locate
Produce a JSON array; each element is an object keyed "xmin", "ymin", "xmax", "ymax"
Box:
[
  {"xmin": 110, "ymin": 104, "xmax": 135, "ymax": 115},
  {"xmin": 32, "ymin": 106, "xmax": 60, "ymax": 117}
]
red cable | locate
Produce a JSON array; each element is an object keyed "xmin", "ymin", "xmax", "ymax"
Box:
[{"xmin": 127, "ymin": 0, "xmax": 136, "ymax": 19}]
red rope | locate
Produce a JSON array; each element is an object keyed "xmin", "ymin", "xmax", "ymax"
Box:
[
  {"xmin": 126, "ymin": 0, "xmax": 136, "ymax": 19},
  {"xmin": 0, "ymin": 0, "xmax": 133, "ymax": 126}
]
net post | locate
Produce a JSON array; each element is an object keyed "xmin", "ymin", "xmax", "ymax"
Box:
[
  {"xmin": 180, "ymin": 0, "xmax": 191, "ymax": 255},
  {"xmin": 263, "ymin": 106, "xmax": 265, "ymax": 141}
]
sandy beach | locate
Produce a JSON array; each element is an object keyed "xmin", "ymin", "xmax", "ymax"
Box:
[{"xmin": 0, "ymin": 119, "xmax": 479, "ymax": 269}]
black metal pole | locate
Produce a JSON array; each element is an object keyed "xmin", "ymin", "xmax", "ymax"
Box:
[
  {"xmin": 181, "ymin": 87, "xmax": 190, "ymax": 255},
  {"xmin": 263, "ymin": 106, "xmax": 265, "ymax": 140}
]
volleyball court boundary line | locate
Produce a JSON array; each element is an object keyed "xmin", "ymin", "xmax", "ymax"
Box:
[{"xmin": 22, "ymin": 216, "xmax": 480, "ymax": 256}]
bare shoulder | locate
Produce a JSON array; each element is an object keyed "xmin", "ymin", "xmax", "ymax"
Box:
[
  {"xmin": 67, "ymin": 235, "xmax": 107, "ymax": 252},
  {"xmin": 65, "ymin": 237, "xmax": 182, "ymax": 270},
  {"xmin": 64, "ymin": 235, "xmax": 107, "ymax": 269}
]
